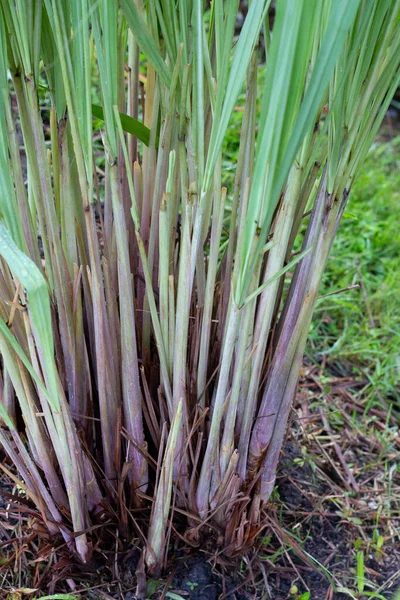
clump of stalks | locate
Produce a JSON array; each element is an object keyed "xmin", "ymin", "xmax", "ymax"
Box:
[{"xmin": 0, "ymin": 0, "xmax": 399, "ymax": 574}]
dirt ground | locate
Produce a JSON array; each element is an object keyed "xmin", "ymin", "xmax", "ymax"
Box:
[{"xmin": 1, "ymin": 367, "xmax": 399, "ymax": 599}]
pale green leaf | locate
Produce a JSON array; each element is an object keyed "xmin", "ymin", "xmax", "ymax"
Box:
[
  {"xmin": 0, "ymin": 224, "xmax": 59, "ymax": 410},
  {"xmin": 118, "ymin": 0, "xmax": 171, "ymax": 86}
]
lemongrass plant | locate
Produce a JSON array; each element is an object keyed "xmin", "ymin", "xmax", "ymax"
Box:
[{"xmin": 0, "ymin": 0, "xmax": 399, "ymax": 574}]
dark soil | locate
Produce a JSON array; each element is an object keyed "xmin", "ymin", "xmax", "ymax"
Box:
[
  {"xmin": 1, "ymin": 437, "xmax": 399, "ymax": 600},
  {"xmin": 266, "ymin": 441, "xmax": 400, "ymax": 599},
  {"xmin": 129, "ymin": 439, "xmax": 398, "ymax": 600},
  {"xmin": 171, "ymin": 558, "xmax": 223, "ymax": 600},
  {"xmin": 1, "ymin": 369, "xmax": 399, "ymax": 599}
]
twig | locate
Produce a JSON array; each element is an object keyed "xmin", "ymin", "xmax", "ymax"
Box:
[
  {"xmin": 318, "ymin": 283, "xmax": 360, "ymax": 300},
  {"xmin": 357, "ymin": 266, "xmax": 376, "ymax": 328},
  {"xmin": 318, "ymin": 407, "xmax": 359, "ymax": 492}
]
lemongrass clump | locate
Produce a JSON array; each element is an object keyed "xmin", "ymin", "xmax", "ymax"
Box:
[{"xmin": 0, "ymin": 0, "xmax": 399, "ymax": 574}]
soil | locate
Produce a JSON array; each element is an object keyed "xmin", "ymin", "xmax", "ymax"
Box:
[
  {"xmin": 265, "ymin": 441, "xmax": 400, "ymax": 599},
  {"xmin": 1, "ymin": 369, "xmax": 399, "ymax": 599},
  {"xmin": 122, "ymin": 442, "xmax": 397, "ymax": 600},
  {"xmin": 1, "ymin": 438, "xmax": 399, "ymax": 600},
  {"xmin": 102, "ymin": 440, "xmax": 398, "ymax": 600}
]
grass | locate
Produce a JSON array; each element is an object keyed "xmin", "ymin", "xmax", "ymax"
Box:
[
  {"xmin": 1, "ymin": 0, "xmax": 400, "ymax": 595},
  {"xmin": 223, "ymin": 81, "xmax": 400, "ymax": 410},
  {"xmin": 218, "ymin": 113, "xmax": 400, "ymax": 600},
  {"xmin": 308, "ymin": 134, "xmax": 400, "ymax": 406},
  {"xmin": 2, "ymin": 111, "xmax": 399, "ymax": 600}
]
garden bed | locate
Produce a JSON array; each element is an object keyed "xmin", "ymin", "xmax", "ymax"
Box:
[{"xmin": 2, "ymin": 364, "xmax": 399, "ymax": 599}]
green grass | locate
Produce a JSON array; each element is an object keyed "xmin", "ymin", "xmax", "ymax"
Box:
[
  {"xmin": 308, "ymin": 135, "xmax": 400, "ymax": 406},
  {"xmin": 224, "ymin": 80, "xmax": 400, "ymax": 410}
]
